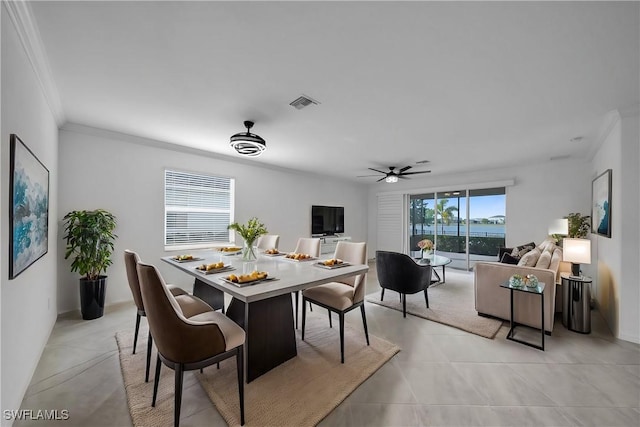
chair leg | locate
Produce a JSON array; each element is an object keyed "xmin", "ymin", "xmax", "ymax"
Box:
[
  {"xmin": 360, "ymin": 304, "xmax": 370, "ymax": 346},
  {"xmin": 424, "ymin": 288, "xmax": 429, "ymax": 308},
  {"xmin": 328, "ymin": 309, "xmax": 332, "ymax": 328},
  {"xmin": 152, "ymin": 354, "xmax": 161, "ymax": 407},
  {"xmin": 174, "ymin": 364, "xmax": 184, "ymax": 427},
  {"xmin": 339, "ymin": 312, "xmax": 345, "ymax": 364},
  {"xmin": 402, "ymin": 294, "xmax": 407, "ymax": 318},
  {"xmin": 301, "ymin": 297, "xmax": 307, "ymax": 341},
  {"xmin": 145, "ymin": 331, "xmax": 153, "ymax": 382},
  {"xmin": 309, "ymin": 301, "xmax": 313, "ymax": 311},
  {"xmin": 237, "ymin": 346, "xmax": 245, "ymax": 426},
  {"xmin": 133, "ymin": 313, "xmax": 141, "ymax": 354},
  {"xmin": 294, "ymin": 291, "xmax": 299, "ymax": 329},
  {"xmin": 380, "ymin": 288, "xmax": 385, "ymax": 301}
]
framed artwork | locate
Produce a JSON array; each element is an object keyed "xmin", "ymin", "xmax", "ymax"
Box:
[
  {"xmin": 592, "ymin": 169, "xmax": 612, "ymax": 238},
  {"xmin": 9, "ymin": 134, "xmax": 50, "ymax": 279}
]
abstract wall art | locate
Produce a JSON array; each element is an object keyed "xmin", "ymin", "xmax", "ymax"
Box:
[
  {"xmin": 592, "ymin": 169, "xmax": 612, "ymax": 238},
  {"xmin": 9, "ymin": 134, "xmax": 50, "ymax": 279}
]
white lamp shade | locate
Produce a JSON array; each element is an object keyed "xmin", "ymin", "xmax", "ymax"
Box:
[
  {"xmin": 548, "ymin": 218, "xmax": 569, "ymax": 235},
  {"xmin": 563, "ymin": 238, "xmax": 591, "ymax": 264}
]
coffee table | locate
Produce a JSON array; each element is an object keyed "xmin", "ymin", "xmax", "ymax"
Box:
[{"xmin": 414, "ymin": 254, "xmax": 452, "ymax": 284}]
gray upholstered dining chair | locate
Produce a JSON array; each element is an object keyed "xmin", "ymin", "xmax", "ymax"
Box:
[
  {"xmin": 291, "ymin": 237, "xmax": 322, "ymax": 327},
  {"xmin": 376, "ymin": 250, "xmax": 432, "ymax": 317},
  {"xmin": 256, "ymin": 234, "xmax": 280, "ymax": 250},
  {"xmin": 124, "ymin": 250, "xmax": 212, "ymax": 382},
  {"xmin": 301, "ymin": 241, "xmax": 369, "ymax": 363},
  {"xmin": 137, "ymin": 262, "xmax": 246, "ymax": 427}
]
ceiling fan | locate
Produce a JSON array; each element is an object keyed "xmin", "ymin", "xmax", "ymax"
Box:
[{"xmin": 357, "ymin": 166, "xmax": 431, "ymax": 183}]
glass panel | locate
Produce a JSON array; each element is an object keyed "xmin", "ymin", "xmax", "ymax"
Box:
[
  {"xmin": 409, "ymin": 193, "xmax": 434, "ymax": 256},
  {"xmin": 468, "ymin": 187, "xmax": 506, "ymax": 269},
  {"xmin": 435, "ymin": 190, "xmax": 467, "ymax": 269}
]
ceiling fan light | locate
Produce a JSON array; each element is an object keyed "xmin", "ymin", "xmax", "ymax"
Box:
[
  {"xmin": 385, "ymin": 175, "xmax": 398, "ymax": 183},
  {"xmin": 230, "ymin": 121, "xmax": 266, "ymax": 157}
]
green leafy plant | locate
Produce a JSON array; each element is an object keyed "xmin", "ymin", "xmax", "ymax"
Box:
[
  {"xmin": 565, "ymin": 212, "xmax": 591, "ymax": 238},
  {"xmin": 228, "ymin": 217, "xmax": 268, "ymax": 244},
  {"xmin": 63, "ymin": 209, "xmax": 117, "ymax": 280}
]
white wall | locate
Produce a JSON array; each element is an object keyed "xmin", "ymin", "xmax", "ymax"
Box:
[
  {"xmin": 367, "ymin": 158, "xmax": 592, "ymax": 254},
  {"xmin": 57, "ymin": 125, "xmax": 369, "ymax": 313},
  {"xmin": 1, "ymin": 5, "xmax": 59, "ymax": 420},
  {"xmin": 591, "ymin": 107, "xmax": 640, "ymax": 343}
]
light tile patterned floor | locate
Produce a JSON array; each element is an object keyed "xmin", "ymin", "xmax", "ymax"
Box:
[{"xmin": 16, "ymin": 267, "xmax": 640, "ymax": 426}]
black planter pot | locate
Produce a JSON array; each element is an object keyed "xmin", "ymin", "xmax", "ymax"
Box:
[{"xmin": 79, "ymin": 276, "xmax": 107, "ymax": 320}]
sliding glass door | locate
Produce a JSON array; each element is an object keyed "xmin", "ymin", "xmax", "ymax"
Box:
[{"xmin": 408, "ymin": 187, "xmax": 505, "ymax": 270}]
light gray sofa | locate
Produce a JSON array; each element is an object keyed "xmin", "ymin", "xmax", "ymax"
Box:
[{"xmin": 474, "ymin": 241, "xmax": 570, "ymax": 333}]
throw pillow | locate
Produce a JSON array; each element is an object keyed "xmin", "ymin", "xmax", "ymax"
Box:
[
  {"xmin": 535, "ymin": 250, "xmax": 552, "ymax": 269},
  {"xmin": 500, "ymin": 253, "xmax": 520, "ymax": 264},
  {"xmin": 549, "ymin": 248, "xmax": 563, "ymax": 275},
  {"xmin": 518, "ymin": 248, "xmax": 541, "ymax": 267}
]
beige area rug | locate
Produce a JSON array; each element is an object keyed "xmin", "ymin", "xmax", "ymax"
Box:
[
  {"xmin": 366, "ymin": 270, "xmax": 503, "ymax": 339},
  {"xmin": 116, "ymin": 310, "xmax": 400, "ymax": 427}
]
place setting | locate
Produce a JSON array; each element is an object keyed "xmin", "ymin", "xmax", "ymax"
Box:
[
  {"xmin": 314, "ymin": 258, "xmax": 351, "ymax": 269},
  {"xmin": 170, "ymin": 254, "xmax": 204, "ymax": 263},
  {"xmin": 194, "ymin": 261, "xmax": 235, "ymax": 275}
]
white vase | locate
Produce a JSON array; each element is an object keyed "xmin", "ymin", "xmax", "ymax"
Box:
[{"xmin": 422, "ymin": 249, "xmax": 432, "ymax": 258}]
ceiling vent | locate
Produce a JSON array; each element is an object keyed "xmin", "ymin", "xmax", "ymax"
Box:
[{"xmin": 290, "ymin": 94, "xmax": 320, "ymax": 110}]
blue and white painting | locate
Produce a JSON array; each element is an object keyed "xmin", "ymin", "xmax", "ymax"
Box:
[
  {"xmin": 10, "ymin": 135, "xmax": 49, "ymax": 279},
  {"xmin": 592, "ymin": 169, "xmax": 612, "ymax": 238}
]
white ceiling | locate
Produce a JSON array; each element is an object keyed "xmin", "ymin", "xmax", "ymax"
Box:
[{"xmin": 30, "ymin": 1, "xmax": 639, "ymax": 182}]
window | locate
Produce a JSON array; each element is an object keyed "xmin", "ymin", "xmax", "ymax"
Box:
[{"xmin": 164, "ymin": 169, "xmax": 235, "ymax": 250}]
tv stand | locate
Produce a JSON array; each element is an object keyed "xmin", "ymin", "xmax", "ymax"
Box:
[{"xmin": 318, "ymin": 235, "xmax": 351, "ymax": 255}]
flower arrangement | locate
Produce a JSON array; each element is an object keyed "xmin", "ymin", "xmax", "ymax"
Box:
[
  {"xmin": 417, "ymin": 239, "xmax": 434, "ymax": 252},
  {"xmin": 228, "ymin": 217, "xmax": 268, "ymax": 260}
]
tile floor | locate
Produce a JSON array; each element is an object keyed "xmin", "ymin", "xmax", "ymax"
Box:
[{"xmin": 16, "ymin": 267, "xmax": 640, "ymax": 426}]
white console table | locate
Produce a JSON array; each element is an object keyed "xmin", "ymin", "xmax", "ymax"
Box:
[{"xmin": 316, "ymin": 235, "xmax": 352, "ymax": 255}]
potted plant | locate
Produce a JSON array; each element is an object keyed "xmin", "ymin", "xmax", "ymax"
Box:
[
  {"xmin": 228, "ymin": 217, "xmax": 267, "ymax": 261},
  {"xmin": 565, "ymin": 213, "xmax": 591, "ymax": 238},
  {"xmin": 63, "ymin": 209, "xmax": 117, "ymax": 320}
]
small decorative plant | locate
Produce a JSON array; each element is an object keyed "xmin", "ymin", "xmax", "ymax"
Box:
[
  {"xmin": 63, "ymin": 209, "xmax": 117, "ymax": 280},
  {"xmin": 228, "ymin": 217, "xmax": 268, "ymax": 261},
  {"xmin": 565, "ymin": 213, "xmax": 591, "ymax": 238},
  {"xmin": 417, "ymin": 238, "xmax": 434, "ymax": 252}
]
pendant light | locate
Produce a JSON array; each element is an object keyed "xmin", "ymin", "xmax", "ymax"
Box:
[{"xmin": 230, "ymin": 121, "xmax": 266, "ymax": 156}]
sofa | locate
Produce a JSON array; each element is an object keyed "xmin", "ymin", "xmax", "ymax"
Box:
[{"xmin": 474, "ymin": 239, "xmax": 571, "ymax": 333}]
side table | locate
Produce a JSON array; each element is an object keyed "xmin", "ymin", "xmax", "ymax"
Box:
[
  {"xmin": 561, "ymin": 274, "xmax": 592, "ymax": 334},
  {"xmin": 500, "ymin": 281, "xmax": 546, "ymax": 351}
]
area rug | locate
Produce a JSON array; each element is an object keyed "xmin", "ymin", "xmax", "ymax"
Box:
[
  {"xmin": 116, "ymin": 310, "xmax": 400, "ymax": 427},
  {"xmin": 366, "ymin": 270, "xmax": 503, "ymax": 339}
]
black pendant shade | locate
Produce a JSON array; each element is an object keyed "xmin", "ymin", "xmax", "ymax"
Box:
[{"xmin": 230, "ymin": 121, "xmax": 266, "ymax": 156}]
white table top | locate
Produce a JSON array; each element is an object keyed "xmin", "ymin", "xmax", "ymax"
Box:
[{"xmin": 162, "ymin": 251, "xmax": 369, "ymax": 303}]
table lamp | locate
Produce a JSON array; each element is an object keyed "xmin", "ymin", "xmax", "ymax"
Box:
[
  {"xmin": 562, "ymin": 238, "xmax": 591, "ymax": 277},
  {"xmin": 548, "ymin": 218, "xmax": 569, "ymax": 244}
]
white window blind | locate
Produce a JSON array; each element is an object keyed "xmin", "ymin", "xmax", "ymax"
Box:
[
  {"xmin": 377, "ymin": 193, "xmax": 405, "ymax": 253},
  {"xmin": 164, "ymin": 170, "xmax": 235, "ymax": 249}
]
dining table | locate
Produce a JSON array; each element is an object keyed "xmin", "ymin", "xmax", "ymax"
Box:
[{"xmin": 162, "ymin": 250, "xmax": 369, "ymax": 382}]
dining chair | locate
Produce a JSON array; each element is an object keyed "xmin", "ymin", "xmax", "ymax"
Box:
[
  {"xmin": 124, "ymin": 250, "xmax": 212, "ymax": 382},
  {"xmin": 376, "ymin": 250, "xmax": 432, "ymax": 317},
  {"xmin": 137, "ymin": 262, "xmax": 246, "ymax": 427},
  {"xmin": 256, "ymin": 234, "xmax": 280, "ymax": 250},
  {"xmin": 292, "ymin": 237, "xmax": 322, "ymax": 327},
  {"xmin": 301, "ymin": 241, "xmax": 369, "ymax": 363}
]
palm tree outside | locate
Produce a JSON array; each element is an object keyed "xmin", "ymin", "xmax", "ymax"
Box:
[{"xmin": 435, "ymin": 199, "xmax": 458, "ymax": 234}]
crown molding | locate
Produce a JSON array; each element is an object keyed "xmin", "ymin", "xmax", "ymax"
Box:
[{"xmin": 3, "ymin": 0, "xmax": 65, "ymax": 125}]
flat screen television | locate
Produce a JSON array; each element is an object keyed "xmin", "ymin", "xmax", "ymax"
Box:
[{"xmin": 311, "ymin": 205, "xmax": 344, "ymax": 236}]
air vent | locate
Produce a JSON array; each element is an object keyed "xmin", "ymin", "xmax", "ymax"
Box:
[
  {"xmin": 416, "ymin": 159, "xmax": 430, "ymax": 164},
  {"xmin": 289, "ymin": 94, "xmax": 320, "ymax": 110}
]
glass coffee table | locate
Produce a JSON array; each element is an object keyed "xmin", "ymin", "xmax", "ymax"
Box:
[{"xmin": 414, "ymin": 254, "xmax": 452, "ymax": 284}]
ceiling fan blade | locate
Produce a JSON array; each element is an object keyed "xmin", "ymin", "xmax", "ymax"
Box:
[
  {"xmin": 399, "ymin": 165, "xmax": 412, "ymax": 173},
  {"xmin": 376, "ymin": 176, "xmax": 387, "ymax": 182},
  {"xmin": 399, "ymin": 170, "xmax": 431, "ymax": 176},
  {"xmin": 368, "ymin": 168, "xmax": 388, "ymax": 174},
  {"xmin": 357, "ymin": 174, "xmax": 384, "ymax": 178},
  {"xmin": 398, "ymin": 175, "xmax": 409, "ymax": 179}
]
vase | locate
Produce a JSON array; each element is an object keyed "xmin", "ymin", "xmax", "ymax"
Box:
[
  {"xmin": 242, "ymin": 239, "xmax": 257, "ymax": 261},
  {"xmin": 422, "ymin": 249, "xmax": 432, "ymax": 258}
]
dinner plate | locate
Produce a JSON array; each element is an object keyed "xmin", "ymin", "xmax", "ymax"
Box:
[
  {"xmin": 172, "ymin": 256, "xmax": 204, "ymax": 263},
  {"xmin": 219, "ymin": 276, "xmax": 278, "ymax": 287},
  {"xmin": 314, "ymin": 261, "xmax": 351, "ymax": 270},
  {"xmin": 281, "ymin": 255, "xmax": 317, "ymax": 262},
  {"xmin": 262, "ymin": 252, "xmax": 286, "ymax": 257},
  {"xmin": 194, "ymin": 265, "xmax": 235, "ymax": 275}
]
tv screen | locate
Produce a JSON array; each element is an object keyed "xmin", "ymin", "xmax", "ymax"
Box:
[{"xmin": 311, "ymin": 205, "xmax": 344, "ymax": 236}]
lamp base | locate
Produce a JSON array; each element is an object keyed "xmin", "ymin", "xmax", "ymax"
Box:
[{"xmin": 571, "ymin": 263, "xmax": 581, "ymax": 276}]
